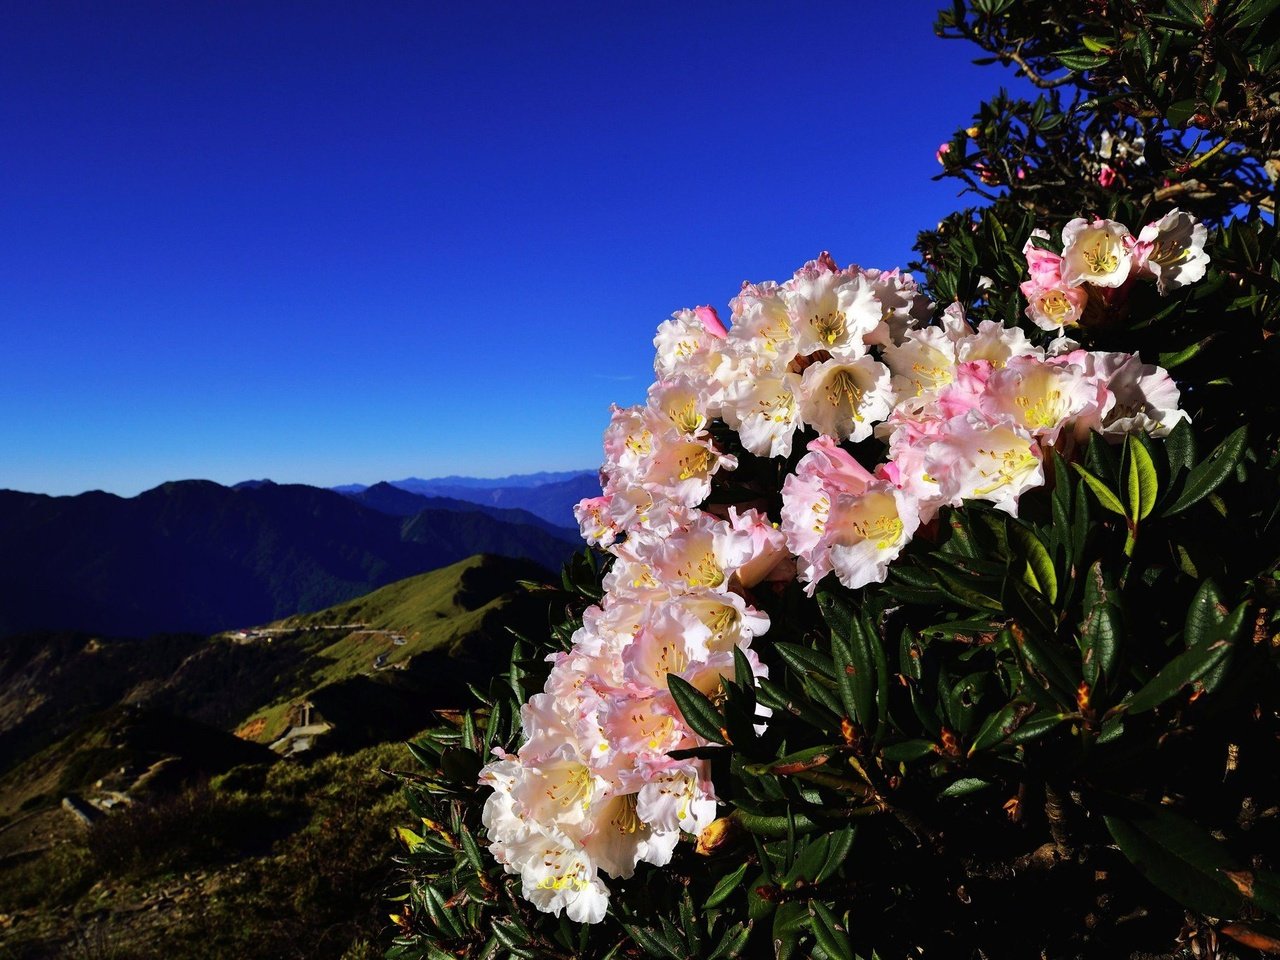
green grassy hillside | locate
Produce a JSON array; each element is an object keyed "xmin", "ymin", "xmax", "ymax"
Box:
[
  {"xmin": 0, "ymin": 553, "xmax": 562, "ymax": 960},
  {"xmin": 232, "ymin": 553, "xmax": 551, "ymax": 746}
]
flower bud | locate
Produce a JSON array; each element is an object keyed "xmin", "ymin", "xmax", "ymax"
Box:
[{"xmin": 695, "ymin": 816, "xmax": 742, "ymax": 856}]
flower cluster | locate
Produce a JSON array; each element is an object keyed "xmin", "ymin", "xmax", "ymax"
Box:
[
  {"xmin": 1021, "ymin": 209, "xmax": 1209, "ymax": 331},
  {"xmin": 482, "ymin": 224, "xmax": 1204, "ymax": 923}
]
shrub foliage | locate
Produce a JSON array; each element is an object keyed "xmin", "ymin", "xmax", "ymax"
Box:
[{"xmin": 390, "ymin": 3, "xmax": 1280, "ymax": 958}]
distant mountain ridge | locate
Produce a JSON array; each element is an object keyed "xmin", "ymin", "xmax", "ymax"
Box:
[
  {"xmin": 351, "ymin": 471, "xmax": 601, "ymax": 527},
  {"xmin": 0, "ymin": 481, "xmax": 578, "ymax": 638}
]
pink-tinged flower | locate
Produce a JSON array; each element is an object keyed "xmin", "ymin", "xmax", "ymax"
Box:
[
  {"xmin": 727, "ymin": 281, "xmax": 797, "ymax": 372},
  {"xmin": 514, "ymin": 827, "xmax": 611, "ymax": 923},
  {"xmin": 825, "ymin": 483, "xmax": 921, "ymax": 590},
  {"xmin": 519, "ymin": 692, "xmax": 593, "ymax": 762},
  {"xmin": 1097, "ymin": 164, "xmax": 1117, "ymax": 188},
  {"xmin": 936, "ymin": 142, "xmax": 952, "ymax": 164},
  {"xmin": 1073, "ymin": 351, "xmax": 1191, "ymax": 438},
  {"xmin": 582, "ymin": 791, "xmax": 678, "ymax": 880},
  {"xmin": 860, "ymin": 267, "xmax": 934, "ymax": 347},
  {"xmin": 640, "ymin": 433, "xmax": 737, "ymax": 508},
  {"xmin": 1023, "ymin": 230, "xmax": 1065, "ymax": 287},
  {"xmin": 646, "ymin": 377, "xmax": 710, "ymax": 439},
  {"xmin": 511, "ymin": 742, "xmax": 610, "ymax": 830},
  {"xmin": 658, "ymin": 589, "xmax": 770, "ymax": 657},
  {"xmin": 979, "ymin": 356, "xmax": 1110, "ymax": 444},
  {"xmin": 798, "ymin": 355, "xmax": 894, "ymax": 442},
  {"xmin": 602, "ymin": 404, "xmax": 654, "ymax": 481},
  {"xmin": 719, "ymin": 365, "xmax": 804, "ymax": 458},
  {"xmin": 925, "ymin": 413, "xmax": 1044, "ymax": 516},
  {"xmin": 634, "ymin": 761, "xmax": 718, "ymax": 835},
  {"xmin": 1132, "ymin": 208, "xmax": 1209, "ymax": 295},
  {"xmin": 956, "ymin": 320, "xmax": 1043, "ymax": 367},
  {"xmin": 934, "ymin": 360, "xmax": 992, "ymax": 420},
  {"xmin": 693, "ymin": 304, "xmax": 727, "ymax": 339},
  {"xmin": 602, "ymin": 484, "xmax": 686, "ymax": 539},
  {"xmin": 602, "ymin": 687, "xmax": 689, "ymax": 755},
  {"xmin": 1021, "ymin": 281, "xmax": 1089, "ymax": 332},
  {"xmin": 784, "ymin": 254, "xmax": 883, "ymax": 360},
  {"xmin": 1060, "ymin": 217, "xmax": 1134, "ymax": 288},
  {"xmin": 653, "ymin": 308, "xmax": 728, "ymax": 383},
  {"xmin": 725, "ymin": 506, "xmax": 790, "ymax": 588},
  {"xmin": 780, "ymin": 438, "xmax": 879, "ymax": 590},
  {"xmin": 575, "ymin": 495, "xmax": 618, "ymax": 547},
  {"xmin": 644, "ymin": 510, "xmax": 754, "ymax": 593},
  {"xmin": 884, "ymin": 326, "xmax": 959, "ymax": 399}
]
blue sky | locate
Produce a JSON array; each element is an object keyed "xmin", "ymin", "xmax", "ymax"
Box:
[{"xmin": 1, "ymin": 2, "xmax": 1018, "ymax": 496}]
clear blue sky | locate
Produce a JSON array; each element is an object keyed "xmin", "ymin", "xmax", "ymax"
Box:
[{"xmin": 1, "ymin": 2, "xmax": 1019, "ymax": 496}]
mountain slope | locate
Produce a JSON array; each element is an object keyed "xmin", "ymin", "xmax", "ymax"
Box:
[
  {"xmin": 346, "ymin": 481, "xmax": 576, "ymax": 538},
  {"xmin": 0, "ymin": 481, "xmax": 576, "ymax": 637}
]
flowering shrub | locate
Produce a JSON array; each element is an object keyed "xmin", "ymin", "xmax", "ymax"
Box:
[{"xmin": 390, "ymin": 4, "xmax": 1280, "ymax": 958}]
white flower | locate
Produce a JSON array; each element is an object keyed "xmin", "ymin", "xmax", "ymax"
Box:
[
  {"xmin": 720, "ymin": 364, "xmax": 805, "ymax": 458},
  {"xmin": 784, "ymin": 253, "xmax": 882, "ymax": 359},
  {"xmin": 956, "ymin": 320, "xmax": 1043, "ymax": 368},
  {"xmin": 515, "ymin": 828, "xmax": 611, "ymax": 923},
  {"xmin": 1060, "ymin": 218, "xmax": 1134, "ymax": 288},
  {"xmin": 826, "ymin": 483, "xmax": 921, "ymax": 590},
  {"xmin": 798, "ymin": 355, "xmax": 894, "ymax": 442},
  {"xmin": 926, "ymin": 414, "xmax": 1044, "ymax": 517},
  {"xmin": 727, "ymin": 281, "xmax": 797, "ymax": 372},
  {"xmin": 1134, "ymin": 208, "xmax": 1209, "ymax": 295},
  {"xmin": 979, "ymin": 356, "xmax": 1111, "ymax": 443},
  {"xmin": 884, "ymin": 326, "xmax": 959, "ymax": 399},
  {"xmin": 582, "ymin": 792, "xmax": 679, "ymax": 879}
]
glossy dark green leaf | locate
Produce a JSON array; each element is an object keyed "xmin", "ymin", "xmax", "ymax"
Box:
[
  {"xmin": 809, "ymin": 901, "xmax": 854, "ymax": 960},
  {"xmin": 1103, "ymin": 802, "xmax": 1243, "ymax": 919},
  {"xmin": 940, "ymin": 777, "xmax": 993, "ymax": 798},
  {"xmin": 701, "ymin": 865, "xmax": 747, "ymax": 911},
  {"xmin": 668, "ymin": 674, "xmax": 728, "ymax": 745},
  {"xmin": 815, "ymin": 825, "xmax": 857, "ymax": 884},
  {"xmin": 1124, "ymin": 640, "xmax": 1232, "ymax": 714},
  {"xmin": 1072, "ymin": 464, "xmax": 1127, "ymax": 517},
  {"xmin": 1163, "ymin": 425, "xmax": 1249, "ymax": 516},
  {"xmin": 1080, "ymin": 561, "xmax": 1122, "ymax": 689}
]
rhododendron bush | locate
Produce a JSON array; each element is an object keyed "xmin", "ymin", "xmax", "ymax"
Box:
[{"xmin": 390, "ymin": 4, "xmax": 1280, "ymax": 959}]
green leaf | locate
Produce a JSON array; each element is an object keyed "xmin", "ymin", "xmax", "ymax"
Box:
[
  {"xmin": 774, "ymin": 642, "xmax": 837, "ymax": 681},
  {"xmin": 882, "ymin": 738, "xmax": 937, "ymax": 763},
  {"xmin": 815, "ymin": 826, "xmax": 857, "ymax": 884},
  {"xmin": 1080, "ymin": 561, "xmax": 1122, "ymax": 689},
  {"xmin": 1006, "ymin": 709, "xmax": 1069, "ymax": 745},
  {"xmin": 1054, "ymin": 49, "xmax": 1110, "ymax": 71},
  {"xmin": 704, "ymin": 861, "xmax": 749, "ymax": 909},
  {"xmin": 1183, "ymin": 578, "xmax": 1225, "ymax": 648},
  {"xmin": 772, "ymin": 902, "xmax": 808, "ymax": 960},
  {"xmin": 1072, "ymin": 464, "xmax": 1127, "ymax": 517},
  {"xmin": 940, "ymin": 777, "xmax": 993, "ymax": 798},
  {"xmin": 1124, "ymin": 641, "xmax": 1232, "ymax": 714},
  {"xmin": 1103, "ymin": 803, "xmax": 1243, "ymax": 919},
  {"xmin": 809, "ymin": 901, "xmax": 854, "ymax": 960},
  {"xmin": 705, "ymin": 922, "xmax": 752, "ymax": 960},
  {"xmin": 1126, "ymin": 437, "xmax": 1159, "ymax": 521},
  {"xmin": 820, "ymin": 590, "xmax": 876, "ymax": 730},
  {"xmin": 1165, "ymin": 98, "xmax": 1199, "ymax": 126},
  {"xmin": 1163, "ymin": 425, "xmax": 1248, "ymax": 516},
  {"xmin": 967, "ymin": 699, "xmax": 1029, "ymax": 755},
  {"xmin": 1165, "ymin": 418, "xmax": 1196, "ymax": 477},
  {"xmin": 1009, "ymin": 523, "xmax": 1058, "ymax": 604},
  {"xmin": 668, "ymin": 674, "xmax": 728, "ymax": 744}
]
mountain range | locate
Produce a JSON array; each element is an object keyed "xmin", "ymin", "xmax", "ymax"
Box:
[
  {"xmin": 0, "ymin": 474, "xmax": 588, "ymax": 638},
  {"xmin": 333, "ymin": 470, "xmax": 600, "ymax": 527}
]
